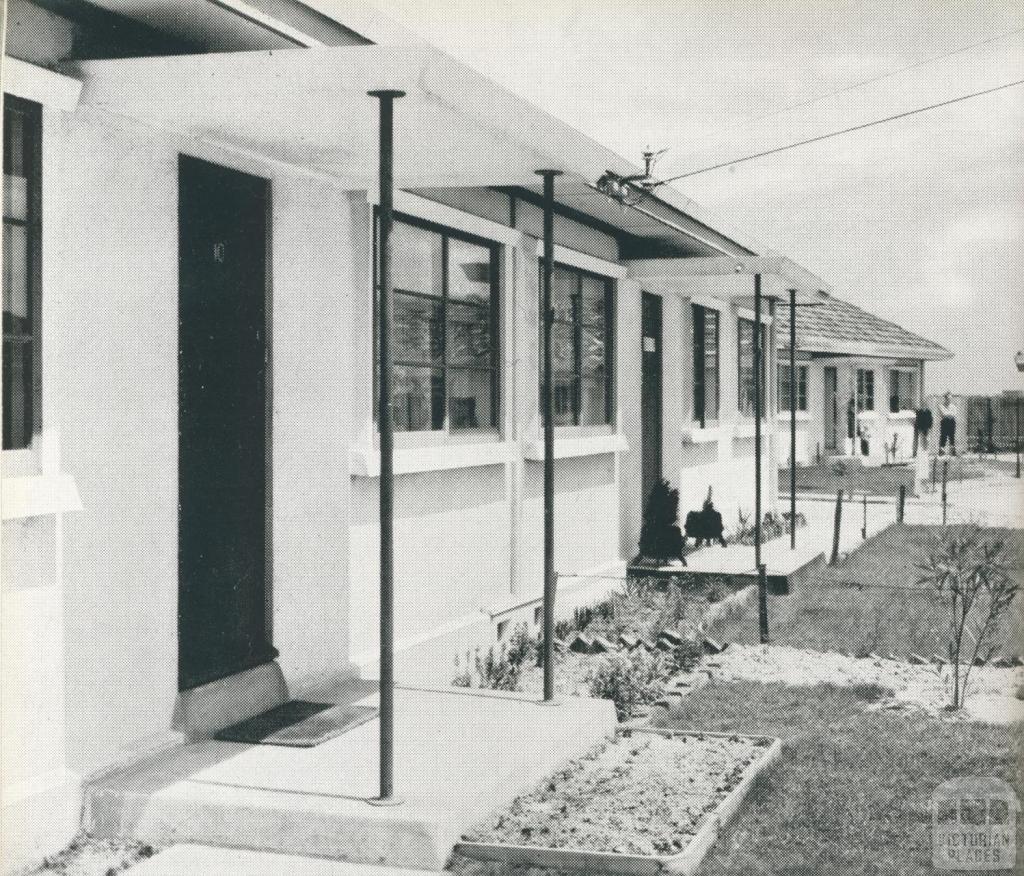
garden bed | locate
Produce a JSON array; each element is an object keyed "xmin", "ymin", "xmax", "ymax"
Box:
[{"xmin": 457, "ymin": 726, "xmax": 781, "ymax": 875}]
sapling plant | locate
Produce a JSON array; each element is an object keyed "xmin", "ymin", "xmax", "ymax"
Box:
[{"xmin": 916, "ymin": 524, "xmax": 1018, "ymax": 710}]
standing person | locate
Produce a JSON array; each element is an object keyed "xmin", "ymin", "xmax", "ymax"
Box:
[
  {"xmin": 913, "ymin": 406, "xmax": 933, "ymax": 456},
  {"xmin": 939, "ymin": 392, "xmax": 957, "ymax": 456}
]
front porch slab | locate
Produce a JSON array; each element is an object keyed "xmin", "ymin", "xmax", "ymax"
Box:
[{"xmin": 83, "ymin": 686, "xmax": 616, "ymax": 871}]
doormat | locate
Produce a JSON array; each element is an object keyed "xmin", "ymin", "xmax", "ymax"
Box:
[{"xmin": 215, "ymin": 700, "xmax": 378, "ymax": 747}]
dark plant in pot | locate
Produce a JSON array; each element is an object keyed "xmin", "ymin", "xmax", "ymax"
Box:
[{"xmin": 631, "ymin": 479, "xmax": 686, "ymax": 570}]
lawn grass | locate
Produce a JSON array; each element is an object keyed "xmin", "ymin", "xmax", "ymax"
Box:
[
  {"xmin": 781, "ymin": 462, "xmax": 914, "ymax": 497},
  {"xmin": 707, "ymin": 524, "xmax": 1024, "ymax": 660},
  {"xmin": 447, "ymin": 680, "xmax": 1023, "ymax": 876},
  {"xmin": 657, "ymin": 680, "xmax": 1023, "ymax": 876},
  {"xmin": 781, "ymin": 455, "xmax": 988, "ymax": 497}
]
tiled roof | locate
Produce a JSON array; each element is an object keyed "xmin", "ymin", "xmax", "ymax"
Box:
[{"xmin": 776, "ymin": 292, "xmax": 952, "ymax": 360}]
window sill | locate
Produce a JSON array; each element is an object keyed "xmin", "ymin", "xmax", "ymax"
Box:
[
  {"xmin": 2, "ymin": 474, "xmax": 82, "ymax": 521},
  {"xmin": 523, "ymin": 433, "xmax": 628, "ymax": 460},
  {"xmin": 732, "ymin": 420, "xmax": 772, "ymax": 439},
  {"xmin": 777, "ymin": 411, "xmax": 812, "ymax": 422},
  {"xmin": 681, "ymin": 425, "xmax": 726, "ymax": 444},
  {"xmin": 350, "ymin": 441, "xmax": 514, "ymax": 477}
]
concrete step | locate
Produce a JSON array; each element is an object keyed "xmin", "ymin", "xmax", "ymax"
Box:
[
  {"xmin": 83, "ymin": 687, "xmax": 616, "ymax": 871},
  {"xmin": 131, "ymin": 844, "xmax": 441, "ymax": 874}
]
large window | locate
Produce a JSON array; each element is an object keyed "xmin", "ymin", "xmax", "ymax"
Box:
[
  {"xmin": 857, "ymin": 368, "xmax": 875, "ymax": 412},
  {"xmin": 541, "ymin": 263, "xmax": 613, "ymax": 426},
  {"xmin": 889, "ymin": 369, "xmax": 917, "ymax": 412},
  {"xmin": 3, "ymin": 96, "xmax": 41, "ymax": 451},
  {"xmin": 692, "ymin": 304, "xmax": 719, "ymax": 426},
  {"xmin": 737, "ymin": 317, "xmax": 766, "ymax": 418},
  {"xmin": 375, "ymin": 216, "xmax": 499, "ymax": 432},
  {"xmin": 778, "ymin": 364, "xmax": 808, "ymax": 412}
]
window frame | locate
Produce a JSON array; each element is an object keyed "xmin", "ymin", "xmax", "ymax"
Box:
[
  {"xmin": 3, "ymin": 94, "xmax": 43, "ymax": 453},
  {"xmin": 889, "ymin": 367, "xmax": 917, "ymax": 413},
  {"xmin": 692, "ymin": 303, "xmax": 720, "ymax": 428},
  {"xmin": 778, "ymin": 363, "xmax": 808, "ymax": 413},
  {"xmin": 539, "ymin": 261, "xmax": 615, "ymax": 428},
  {"xmin": 372, "ymin": 210, "xmax": 501, "ymax": 435},
  {"xmin": 737, "ymin": 316, "xmax": 767, "ymax": 419},
  {"xmin": 857, "ymin": 368, "xmax": 875, "ymax": 412}
]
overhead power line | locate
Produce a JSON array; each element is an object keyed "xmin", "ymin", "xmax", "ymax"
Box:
[
  {"xmin": 654, "ymin": 78, "xmax": 1024, "ymax": 184},
  {"xmin": 750, "ymin": 27, "xmax": 1024, "ymax": 122}
]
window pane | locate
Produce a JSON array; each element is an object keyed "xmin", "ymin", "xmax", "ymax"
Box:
[
  {"xmin": 579, "ymin": 273, "xmax": 606, "ymax": 325},
  {"xmin": 448, "ymin": 237, "xmax": 492, "ymax": 305},
  {"xmin": 552, "ymin": 376, "xmax": 577, "ymax": 426},
  {"xmin": 3, "ymin": 175, "xmax": 27, "ymax": 221},
  {"xmin": 392, "ymin": 365, "xmax": 444, "ymax": 432},
  {"xmin": 552, "ymin": 322, "xmax": 575, "ymax": 377},
  {"xmin": 3, "ymin": 108, "xmax": 25, "ymax": 178},
  {"xmin": 394, "ymin": 292, "xmax": 442, "ymax": 364},
  {"xmin": 447, "ymin": 301, "xmax": 491, "ymax": 367},
  {"xmin": 2, "ymin": 340, "xmax": 32, "ymax": 449},
  {"xmin": 779, "ymin": 365, "xmax": 792, "ymax": 412},
  {"xmin": 551, "ymin": 267, "xmax": 577, "ymax": 322},
  {"xmin": 579, "ymin": 374, "xmax": 606, "ymax": 426},
  {"xmin": 448, "ymin": 367, "xmax": 494, "ymax": 429},
  {"xmin": 581, "ymin": 325, "xmax": 606, "ymax": 377},
  {"xmin": 392, "ymin": 221, "xmax": 442, "ymax": 296},
  {"xmin": 3, "ymin": 223, "xmax": 30, "ymax": 333}
]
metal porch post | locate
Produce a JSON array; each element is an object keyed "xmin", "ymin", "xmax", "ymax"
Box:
[
  {"xmin": 754, "ymin": 274, "xmax": 769, "ymax": 643},
  {"xmin": 789, "ymin": 288, "xmax": 797, "ymax": 550},
  {"xmin": 538, "ymin": 169, "xmax": 562, "ymax": 703},
  {"xmin": 754, "ymin": 274, "xmax": 763, "ymax": 568},
  {"xmin": 369, "ymin": 88, "xmax": 404, "ymax": 805}
]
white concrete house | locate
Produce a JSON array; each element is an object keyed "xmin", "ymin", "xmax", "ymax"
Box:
[
  {"xmin": 1, "ymin": 1, "xmax": 825, "ymax": 868},
  {"xmin": 775, "ymin": 292, "xmax": 952, "ymax": 467}
]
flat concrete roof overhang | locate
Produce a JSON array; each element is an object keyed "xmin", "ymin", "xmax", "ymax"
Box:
[
  {"xmin": 626, "ymin": 255, "xmax": 829, "ymax": 304},
  {"xmin": 69, "ymin": 44, "xmax": 756, "ymax": 257},
  {"xmin": 803, "ymin": 340, "xmax": 954, "ymax": 361}
]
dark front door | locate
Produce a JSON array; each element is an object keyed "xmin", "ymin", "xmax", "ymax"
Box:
[
  {"xmin": 178, "ymin": 156, "xmax": 273, "ymax": 691},
  {"xmin": 824, "ymin": 366, "xmax": 838, "ymax": 452},
  {"xmin": 641, "ymin": 291, "xmax": 663, "ymax": 509}
]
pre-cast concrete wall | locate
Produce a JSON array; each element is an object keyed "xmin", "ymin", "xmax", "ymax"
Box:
[{"xmin": 20, "ymin": 106, "xmax": 358, "ymax": 778}]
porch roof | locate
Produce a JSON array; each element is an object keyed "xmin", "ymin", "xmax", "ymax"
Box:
[
  {"xmin": 626, "ymin": 255, "xmax": 829, "ymax": 304},
  {"xmin": 70, "ymin": 44, "xmax": 757, "ymax": 257},
  {"xmin": 776, "ymin": 292, "xmax": 953, "ymax": 361}
]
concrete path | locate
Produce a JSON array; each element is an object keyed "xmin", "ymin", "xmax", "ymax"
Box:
[{"xmin": 131, "ymin": 844, "xmax": 440, "ymax": 875}]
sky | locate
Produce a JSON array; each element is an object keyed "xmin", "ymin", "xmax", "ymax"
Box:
[{"xmin": 380, "ymin": 0, "xmax": 1023, "ymax": 396}]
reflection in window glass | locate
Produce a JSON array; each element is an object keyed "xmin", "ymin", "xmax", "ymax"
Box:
[
  {"xmin": 857, "ymin": 368, "xmax": 875, "ymax": 412},
  {"xmin": 692, "ymin": 305, "xmax": 719, "ymax": 426},
  {"xmin": 737, "ymin": 318, "xmax": 765, "ymax": 418},
  {"xmin": 3, "ymin": 96, "xmax": 39, "ymax": 451},
  {"xmin": 778, "ymin": 364, "xmax": 808, "ymax": 412},
  {"xmin": 376, "ymin": 217, "xmax": 499, "ymax": 432},
  {"xmin": 540, "ymin": 263, "xmax": 613, "ymax": 426}
]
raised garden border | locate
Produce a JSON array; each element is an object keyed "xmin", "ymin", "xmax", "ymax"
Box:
[{"xmin": 455, "ymin": 726, "xmax": 783, "ymax": 876}]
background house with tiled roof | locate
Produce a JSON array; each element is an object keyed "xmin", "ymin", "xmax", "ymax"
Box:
[{"xmin": 776, "ymin": 292, "xmax": 952, "ymax": 466}]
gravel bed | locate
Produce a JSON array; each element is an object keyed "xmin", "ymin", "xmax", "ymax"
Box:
[
  {"xmin": 464, "ymin": 731, "xmax": 771, "ymax": 857},
  {"xmin": 708, "ymin": 644, "xmax": 1024, "ymax": 724}
]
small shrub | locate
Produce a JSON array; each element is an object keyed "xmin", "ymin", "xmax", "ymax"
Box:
[
  {"xmin": 588, "ymin": 650, "xmax": 667, "ymax": 721},
  {"xmin": 916, "ymin": 524, "xmax": 1018, "ymax": 709},
  {"xmin": 452, "ymin": 624, "xmax": 537, "ymax": 691}
]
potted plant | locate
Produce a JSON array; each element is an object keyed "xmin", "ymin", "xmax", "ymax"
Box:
[{"xmin": 628, "ymin": 479, "xmax": 686, "ymax": 578}]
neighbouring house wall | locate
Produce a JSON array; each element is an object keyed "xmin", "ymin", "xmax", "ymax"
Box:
[
  {"xmin": 622, "ymin": 272, "xmax": 782, "ymax": 542},
  {"xmin": 804, "ymin": 359, "xmax": 924, "ymax": 463},
  {"xmin": 346, "ymin": 190, "xmax": 628, "ymax": 676}
]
